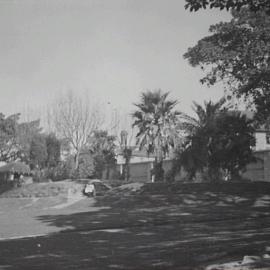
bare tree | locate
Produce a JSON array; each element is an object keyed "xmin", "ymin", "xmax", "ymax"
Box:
[{"xmin": 48, "ymin": 91, "xmax": 103, "ymax": 169}]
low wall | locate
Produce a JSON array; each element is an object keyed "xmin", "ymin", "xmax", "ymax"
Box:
[
  {"xmin": 115, "ymin": 151, "xmax": 270, "ymax": 183},
  {"xmin": 116, "ymin": 160, "xmax": 185, "ymax": 183},
  {"xmin": 116, "ymin": 162, "xmax": 152, "ymax": 182},
  {"xmin": 243, "ymin": 150, "xmax": 270, "ymax": 182}
]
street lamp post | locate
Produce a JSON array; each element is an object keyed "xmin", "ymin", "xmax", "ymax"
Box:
[{"xmin": 120, "ymin": 130, "xmax": 132, "ymax": 181}]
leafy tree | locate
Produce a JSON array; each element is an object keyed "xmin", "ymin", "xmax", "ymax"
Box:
[
  {"xmin": 184, "ymin": 9, "xmax": 270, "ymax": 123},
  {"xmin": 182, "ymin": 98, "xmax": 227, "ymax": 134},
  {"xmin": 210, "ymin": 111, "xmax": 256, "ymax": 179},
  {"xmin": 0, "ymin": 113, "xmax": 46, "ymax": 164},
  {"xmin": 179, "ymin": 98, "xmax": 227, "ymax": 180},
  {"xmin": 48, "ymin": 156, "xmax": 77, "ymax": 181},
  {"xmin": 0, "ymin": 113, "xmax": 20, "ymax": 162},
  {"xmin": 29, "ymin": 134, "xmax": 48, "ymax": 169},
  {"xmin": 45, "ymin": 133, "xmax": 61, "ymax": 168},
  {"xmin": 0, "ymin": 113, "xmax": 61, "ymax": 175},
  {"xmin": 177, "ymin": 99, "xmax": 256, "ymax": 181},
  {"xmin": 77, "ymin": 152, "xmax": 95, "ymax": 179},
  {"xmin": 185, "ymin": 0, "xmax": 270, "ymax": 14},
  {"xmin": 16, "ymin": 119, "xmax": 42, "ymax": 163},
  {"xmin": 89, "ymin": 130, "xmax": 116, "ymax": 179},
  {"xmin": 132, "ymin": 90, "xmax": 182, "ymax": 181}
]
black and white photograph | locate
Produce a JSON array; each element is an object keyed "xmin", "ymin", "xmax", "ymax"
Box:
[{"xmin": 1, "ymin": 0, "xmax": 270, "ymax": 269}]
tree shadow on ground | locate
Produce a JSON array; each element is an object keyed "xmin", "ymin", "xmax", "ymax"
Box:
[
  {"xmin": 34, "ymin": 182, "xmax": 270, "ymax": 232},
  {"xmin": 1, "ymin": 182, "xmax": 270, "ymax": 270}
]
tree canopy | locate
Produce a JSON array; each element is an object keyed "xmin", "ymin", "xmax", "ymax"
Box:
[
  {"xmin": 185, "ymin": 0, "xmax": 270, "ymax": 14},
  {"xmin": 132, "ymin": 90, "xmax": 182, "ymax": 160},
  {"xmin": 184, "ymin": 8, "xmax": 270, "ymax": 123},
  {"xmin": 16, "ymin": 119, "xmax": 42, "ymax": 163},
  {"xmin": 89, "ymin": 130, "xmax": 116, "ymax": 179},
  {"xmin": 0, "ymin": 114, "xmax": 41, "ymax": 162},
  {"xmin": 178, "ymin": 99, "xmax": 256, "ymax": 181},
  {"xmin": 29, "ymin": 134, "xmax": 48, "ymax": 169},
  {"xmin": 210, "ymin": 111, "xmax": 256, "ymax": 178},
  {"xmin": 45, "ymin": 133, "xmax": 61, "ymax": 168},
  {"xmin": 0, "ymin": 113, "xmax": 19, "ymax": 162}
]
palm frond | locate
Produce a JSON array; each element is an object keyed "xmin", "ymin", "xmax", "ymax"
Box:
[{"xmin": 132, "ymin": 89, "xmax": 183, "ymax": 159}]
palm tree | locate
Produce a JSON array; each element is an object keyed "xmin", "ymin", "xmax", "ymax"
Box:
[
  {"xmin": 132, "ymin": 90, "xmax": 182, "ymax": 181},
  {"xmin": 180, "ymin": 98, "xmax": 228, "ymax": 180},
  {"xmin": 182, "ymin": 97, "xmax": 227, "ymax": 135}
]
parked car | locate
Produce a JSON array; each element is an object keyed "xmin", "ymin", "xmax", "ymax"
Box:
[
  {"xmin": 82, "ymin": 179, "xmax": 111, "ymax": 196},
  {"xmin": 83, "ymin": 183, "xmax": 96, "ymax": 197}
]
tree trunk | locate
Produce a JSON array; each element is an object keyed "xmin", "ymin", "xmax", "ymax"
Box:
[
  {"xmin": 124, "ymin": 163, "xmax": 130, "ymax": 182},
  {"xmin": 153, "ymin": 158, "xmax": 164, "ymax": 182},
  {"xmin": 74, "ymin": 149, "xmax": 80, "ymax": 170},
  {"xmin": 106, "ymin": 165, "xmax": 110, "ymax": 180},
  {"xmin": 153, "ymin": 146, "xmax": 164, "ymax": 182}
]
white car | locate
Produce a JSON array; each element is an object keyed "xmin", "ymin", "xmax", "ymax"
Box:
[
  {"xmin": 83, "ymin": 183, "xmax": 96, "ymax": 197},
  {"xmin": 82, "ymin": 180, "xmax": 111, "ymax": 197}
]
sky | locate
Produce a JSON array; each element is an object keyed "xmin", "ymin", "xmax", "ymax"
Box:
[{"xmin": 0, "ymin": 0, "xmax": 231, "ymax": 127}]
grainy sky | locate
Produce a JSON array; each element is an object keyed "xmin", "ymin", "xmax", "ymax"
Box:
[{"xmin": 0, "ymin": 0, "xmax": 231, "ymax": 124}]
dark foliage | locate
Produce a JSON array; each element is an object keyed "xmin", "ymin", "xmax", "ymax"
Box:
[
  {"xmin": 184, "ymin": 8, "xmax": 270, "ymax": 123},
  {"xmin": 89, "ymin": 130, "xmax": 117, "ymax": 179},
  {"xmin": 185, "ymin": 0, "xmax": 270, "ymax": 14},
  {"xmin": 45, "ymin": 133, "xmax": 61, "ymax": 168},
  {"xmin": 29, "ymin": 134, "xmax": 48, "ymax": 169},
  {"xmin": 0, "ymin": 113, "xmax": 20, "ymax": 162},
  {"xmin": 175, "ymin": 100, "xmax": 256, "ymax": 181}
]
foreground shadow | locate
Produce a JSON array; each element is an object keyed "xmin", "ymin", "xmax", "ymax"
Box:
[{"xmin": 1, "ymin": 182, "xmax": 270, "ymax": 270}]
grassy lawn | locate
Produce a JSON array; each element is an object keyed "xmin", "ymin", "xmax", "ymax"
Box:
[{"xmin": 0, "ymin": 182, "xmax": 270, "ymax": 269}]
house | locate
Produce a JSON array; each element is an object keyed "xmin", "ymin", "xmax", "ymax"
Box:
[
  {"xmin": 253, "ymin": 128, "xmax": 270, "ymax": 151},
  {"xmin": 243, "ymin": 125, "xmax": 270, "ymax": 182},
  {"xmin": 237, "ymin": 110, "xmax": 270, "ymax": 151}
]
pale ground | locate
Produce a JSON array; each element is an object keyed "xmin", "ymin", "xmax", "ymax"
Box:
[{"xmin": 0, "ymin": 194, "xmax": 103, "ymax": 239}]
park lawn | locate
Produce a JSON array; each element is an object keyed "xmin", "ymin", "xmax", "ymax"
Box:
[{"xmin": 0, "ymin": 181, "xmax": 270, "ymax": 269}]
